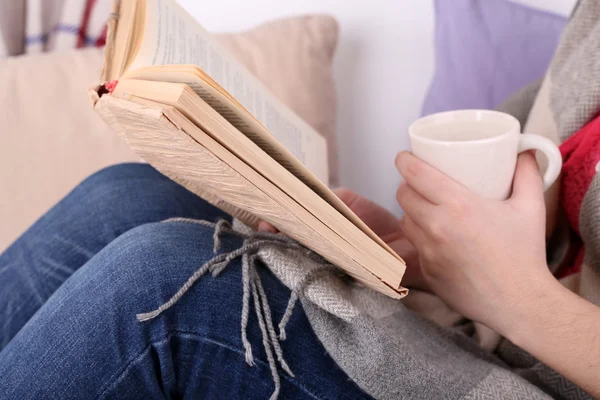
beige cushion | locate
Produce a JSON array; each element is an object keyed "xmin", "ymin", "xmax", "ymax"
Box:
[
  {"xmin": 0, "ymin": 15, "xmax": 339, "ymax": 252},
  {"xmin": 0, "ymin": 48, "xmax": 137, "ymax": 253}
]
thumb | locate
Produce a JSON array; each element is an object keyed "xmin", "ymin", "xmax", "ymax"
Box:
[
  {"xmin": 334, "ymin": 187, "xmax": 402, "ymax": 240},
  {"xmin": 510, "ymin": 152, "xmax": 545, "ymax": 203},
  {"xmin": 333, "ymin": 187, "xmax": 359, "ymax": 207}
]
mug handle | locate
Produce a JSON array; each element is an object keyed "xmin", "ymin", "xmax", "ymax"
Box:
[{"xmin": 518, "ymin": 134, "xmax": 563, "ymax": 191}]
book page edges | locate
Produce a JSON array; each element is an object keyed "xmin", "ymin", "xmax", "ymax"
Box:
[
  {"xmin": 112, "ymin": 79, "xmax": 405, "ymax": 287},
  {"xmin": 93, "ymin": 94, "xmax": 407, "ymax": 299},
  {"xmin": 155, "ymin": 102, "xmax": 408, "ymax": 298},
  {"xmin": 118, "ymin": 73, "xmax": 405, "ymax": 266}
]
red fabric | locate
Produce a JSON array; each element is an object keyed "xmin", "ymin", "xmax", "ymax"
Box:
[
  {"xmin": 105, "ymin": 80, "xmax": 118, "ymax": 94},
  {"xmin": 96, "ymin": 24, "xmax": 107, "ymax": 47},
  {"xmin": 77, "ymin": 0, "xmax": 98, "ymax": 48},
  {"xmin": 558, "ymin": 114, "xmax": 600, "ymax": 277}
]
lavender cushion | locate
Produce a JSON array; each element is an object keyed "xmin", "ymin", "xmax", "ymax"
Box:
[{"xmin": 422, "ymin": 0, "xmax": 567, "ymax": 116}]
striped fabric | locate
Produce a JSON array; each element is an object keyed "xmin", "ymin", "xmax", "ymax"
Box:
[{"xmin": 0, "ymin": 0, "xmax": 109, "ymax": 57}]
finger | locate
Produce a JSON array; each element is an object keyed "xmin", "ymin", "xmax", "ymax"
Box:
[
  {"xmin": 257, "ymin": 221, "xmax": 279, "ymax": 233},
  {"xmin": 395, "ymin": 151, "xmax": 471, "ymax": 204},
  {"xmin": 333, "ymin": 187, "xmax": 357, "ymax": 206},
  {"xmin": 335, "ymin": 187, "xmax": 402, "ymax": 238},
  {"xmin": 396, "ymin": 181, "xmax": 437, "ymax": 226},
  {"xmin": 510, "ymin": 152, "xmax": 545, "ymax": 204},
  {"xmin": 399, "ymin": 215, "xmax": 428, "ymax": 249}
]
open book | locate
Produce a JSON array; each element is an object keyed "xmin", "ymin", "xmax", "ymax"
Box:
[{"xmin": 91, "ymin": 0, "xmax": 407, "ymax": 298}]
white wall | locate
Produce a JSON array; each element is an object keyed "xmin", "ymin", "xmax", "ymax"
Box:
[{"xmin": 177, "ymin": 0, "xmax": 575, "ymax": 215}]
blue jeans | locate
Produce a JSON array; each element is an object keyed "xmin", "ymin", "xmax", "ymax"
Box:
[{"xmin": 0, "ymin": 164, "xmax": 371, "ymax": 400}]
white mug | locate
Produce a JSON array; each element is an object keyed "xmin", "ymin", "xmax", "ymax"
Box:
[{"xmin": 408, "ymin": 110, "xmax": 562, "ymax": 200}]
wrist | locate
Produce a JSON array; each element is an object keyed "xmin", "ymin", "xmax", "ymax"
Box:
[{"xmin": 498, "ymin": 273, "xmax": 568, "ymax": 346}]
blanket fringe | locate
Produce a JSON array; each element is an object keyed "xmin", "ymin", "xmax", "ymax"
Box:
[{"xmin": 136, "ymin": 218, "xmax": 329, "ymax": 399}]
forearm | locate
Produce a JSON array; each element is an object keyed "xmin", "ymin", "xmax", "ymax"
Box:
[{"xmin": 503, "ymin": 277, "xmax": 600, "ymax": 398}]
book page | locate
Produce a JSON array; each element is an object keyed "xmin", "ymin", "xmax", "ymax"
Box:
[{"xmin": 128, "ymin": 0, "xmax": 329, "ymax": 185}]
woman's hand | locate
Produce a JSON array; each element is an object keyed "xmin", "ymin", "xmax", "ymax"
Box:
[
  {"xmin": 396, "ymin": 151, "xmax": 600, "ymax": 397},
  {"xmin": 258, "ymin": 188, "xmax": 427, "ymax": 289},
  {"xmin": 395, "ymin": 151, "xmax": 555, "ymax": 336}
]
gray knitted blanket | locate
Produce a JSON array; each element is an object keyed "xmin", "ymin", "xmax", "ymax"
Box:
[{"xmin": 139, "ymin": 1, "xmax": 600, "ymax": 399}]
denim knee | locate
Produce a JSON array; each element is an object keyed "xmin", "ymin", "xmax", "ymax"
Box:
[
  {"xmin": 63, "ymin": 163, "xmax": 228, "ymax": 230},
  {"xmin": 71, "ymin": 163, "xmax": 173, "ymax": 212},
  {"xmin": 86, "ymin": 221, "xmax": 243, "ymax": 311},
  {"xmin": 78, "ymin": 163, "xmax": 165, "ymax": 191}
]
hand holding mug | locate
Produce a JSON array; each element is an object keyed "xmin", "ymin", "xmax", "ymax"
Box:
[{"xmin": 396, "ymin": 110, "xmax": 562, "ymax": 335}]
